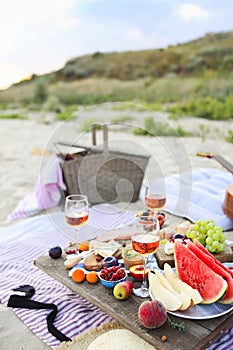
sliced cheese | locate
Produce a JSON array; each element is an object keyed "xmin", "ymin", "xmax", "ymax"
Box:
[{"xmin": 89, "ymin": 239, "xmax": 120, "ymax": 257}]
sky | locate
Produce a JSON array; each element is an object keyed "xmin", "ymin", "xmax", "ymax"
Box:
[{"xmin": 0, "ymin": 0, "xmax": 233, "ymax": 90}]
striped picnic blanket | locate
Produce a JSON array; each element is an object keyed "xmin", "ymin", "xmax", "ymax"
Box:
[
  {"xmin": 0, "ymin": 205, "xmax": 232, "ymax": 349},
  {"xmin": 0, "ymin": 205, "xmax": 134, "ymax": 348}
]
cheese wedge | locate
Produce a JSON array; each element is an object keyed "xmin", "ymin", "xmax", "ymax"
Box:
[{"xmin": 89, "ymin": 240, "xmax": 120, "ymax": 258}]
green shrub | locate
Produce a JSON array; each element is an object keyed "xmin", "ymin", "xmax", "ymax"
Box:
[
  {"xmin": 167, "ymin": 96, "xmax": 233, "ymax": 120},
  {"xmin": 226, "ymin": 130, "xmax": 233, "ymax": 143},
  {"xmin": 56, "ymin": 105, "xmax": 78, "ymax": 121},
  {"xmin": 133, "ymin": 116, "xmax": 192, "ymax": 137},
  {"xmin": 223, "ymin": 96, "xmax": 233, "ymax": 119},
  {"xmin": 34, "ymin": 79, "xmax": 48, "ymax": 103},
  {"xmin": 0, "ymin": 113, "xmax": 28, "ymax": 120},
  {"xmin": 110, "ymin": 115, "xmax": 134, "ymax": 123},
  {"xmin": 42, "ymin": 95, "xmax": 62, "ymax": 111},
  {"xmin": 63, "ymin": 65, "xmax": 92, "ymax": 79},
  {"xmin": 81, "ymin": 118, "xmax": 102, "ymax": 132},
  {"xmin": 198, "ymin": 124, "xmax": 210, "ymax": 142},
  {"xmin": 175, "ymin": 126, "xmax": 193, "ymax": 137},
  {"xmin": 186, "ymin": 56, "xmax": 204, "ymax": 72},
  {"xmin": 222, "ymin": 54, "xmax": 233, "ymax": 69},
  {"xmin": 133, "ymin": 127, "xmax": 149, "ymax": 136},
  {"xmin": 0, "ymin": 103, "xmax": 7, "ymax": 110}
]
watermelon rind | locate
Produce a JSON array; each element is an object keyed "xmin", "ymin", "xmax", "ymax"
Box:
[
  {"xmin": 174, "ymin": 241, "xmax": 228, "ymax": 304},
  {"xmin": 194, "ymin": 241, "xmax": 233, "ymax": 278},
  {"xmin": 187, "ymin": 241, "xmax": 233, "ymax": 304}
]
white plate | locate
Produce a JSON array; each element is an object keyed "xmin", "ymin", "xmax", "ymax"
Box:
[
  {"xmin": 168, "ymin": 302, "xmax": 233, "ymax": 320},
  {"xmin": 150, "ymin": 262, "xmax": 233, "ymax": 320}
]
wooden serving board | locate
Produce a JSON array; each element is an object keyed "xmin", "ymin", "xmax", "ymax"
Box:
[
  {"xmin": 155, "ymin": 245, "xmax": 233, "ymax": 270},
  {"xmin": 34, "ymin": 255, "xmax": 233, "ymax": 350}
]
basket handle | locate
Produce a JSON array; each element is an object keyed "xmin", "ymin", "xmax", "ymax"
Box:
[{"xmin": 92, "ymin": 123, "xmax": 108, "ymax": 155}]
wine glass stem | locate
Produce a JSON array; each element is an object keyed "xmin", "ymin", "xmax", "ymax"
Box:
[
  {"xmin": 74, "ymin": 228, "xmax": 80, "ymax": 251},
  {"xmin": 141, "ymin": 256, "xmax": 148, "ymax": 290}
]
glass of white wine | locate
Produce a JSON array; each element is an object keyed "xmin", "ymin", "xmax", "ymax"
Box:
[{"xmin": 64, "ymin": 194, "xmax": 89, "ymax": 245}]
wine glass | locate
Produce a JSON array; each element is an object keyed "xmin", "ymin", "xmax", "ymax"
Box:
[
  {"xmin": 64, "ymin": 194, "xmax": 89, "ymax": 247},
  {"xmin": 145, "ymin": 186, "xmax": 166, "ymax": 215},
  {"xmin": 131, "ymin": 216, "xmax": 160, "ymax": 298}
]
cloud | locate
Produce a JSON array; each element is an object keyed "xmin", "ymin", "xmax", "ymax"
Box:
[
  {"xmin": 0, "ymin": 0, "xmax": 78, "ymax": 54},
  {"xmin": 176, "ymin": 3, "xmax": 211, "ymax": 21},
  {"xmin": 0, "ymin": 0, "xmax": 232, "ymax": 90},
  {"xmin": 125, "ymin": 29, "xmax": 144, "ymax": 41}
]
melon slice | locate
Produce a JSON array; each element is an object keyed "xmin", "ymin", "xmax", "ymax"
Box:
[
  {"xmin": 174, "ymin": 241, "xmax": 228, "ymax": 304},
  {"xmin": 164, "ymin": 263, "xmax": 203, "ymax": 305},
  {"xmin": 194, "ymin": 241, "xmax": 233, "ymax": 278},
  {"xmin": 153, "ymin": 269, "xmax": 192, "ymax": 310},
  {"xmin": 187, "ymin": 240, "xmax": 233, "ymax": 304},
  {"xmin": 148, "ymin": 272, "xmax": 183, "ymax": 311}
]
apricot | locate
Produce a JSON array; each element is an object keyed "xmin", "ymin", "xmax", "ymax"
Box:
[
  {"xmin": 138, "ymin": 300, "xmax": 167, "ymax": 329},
  {"xmin": 72, "ymin": 268, "xmax": 85, "ymax": 283},
  {"xmin": 79, "ymin": 241, "xmax": 90, "ymax": 252},
  {"xmin": 86, "ymin": 271, "xmax": 99, "ymax": 284}
]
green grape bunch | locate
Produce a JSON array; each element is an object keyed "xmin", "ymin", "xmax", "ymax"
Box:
[{"xmin": 186, "ymin": 219, "xmax": 226, "ymax": 254}]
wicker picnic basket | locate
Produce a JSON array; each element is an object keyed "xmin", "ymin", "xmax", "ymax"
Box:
[{"xmin": 57, "ymin": 124, "xmax": 150, "ymax": 205}]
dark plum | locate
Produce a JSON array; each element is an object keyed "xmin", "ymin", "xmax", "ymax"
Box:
[
  {"xmin": 102, "ymin": 256, "xmax": 118, "ymax": 268},
  {"xmin": 49, "ymin": 246, "xmax": 62, "ymax": 259},
  {"xmin": 173, "ymin": 233, "xmax": 186, "ymax": 240}
]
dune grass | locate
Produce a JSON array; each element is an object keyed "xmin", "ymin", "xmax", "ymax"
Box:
[
  {"xmin": 0, "ymin": 113, "xmax": 28, "ymax": 120},
  {"xmin": 0, "ymin": 32, "xmax": 232, "ymax": 124}
]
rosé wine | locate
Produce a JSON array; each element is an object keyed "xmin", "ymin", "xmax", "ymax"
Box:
[
  {"xmin": 145, "ymin": 194, "xmax": 166, "ymax": 211},
  {"xmin": 132, "ymin": 234, "xmax": 160, "ymax": 256},
  {"xmin": 65, "ymin": 211, "xmax": 88, "ymax": 227}
]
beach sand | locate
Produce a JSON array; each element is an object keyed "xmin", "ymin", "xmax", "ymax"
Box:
[{"xmin": 0, "ymin": 107, "xmax": 232, "ymax": 349}]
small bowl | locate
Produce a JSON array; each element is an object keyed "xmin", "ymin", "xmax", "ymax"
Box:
[{"xmin": 98, "ymin": 270, "xmax": 127, "ymax": 289}]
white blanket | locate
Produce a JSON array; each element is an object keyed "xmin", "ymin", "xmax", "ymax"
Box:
[{"xmin": 140, "ymin": 168, "xmax": 233, "ymax": 231}]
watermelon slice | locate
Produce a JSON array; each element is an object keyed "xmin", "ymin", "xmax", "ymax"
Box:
[
  {"xmin": 174, "ymin": 241, "xmax": 228, "ymax": 304},
  {"xmin": 194, "ymin": 241, "xmax": 233, "ymax": 278},
  {"xmin": 187, "ymin": 240, "xmax": 233, "ymax": 304}
]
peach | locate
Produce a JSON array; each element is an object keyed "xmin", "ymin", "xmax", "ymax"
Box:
[
  {"xmin": 138, "ymin": 300, "xmax": 167, "ymax": 329},
  {"xmin": 129, "ymin": 265, "xmax": 151, "ymax": 281}
]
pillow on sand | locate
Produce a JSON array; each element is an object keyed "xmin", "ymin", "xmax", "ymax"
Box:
[{"xmin": 87, "ymin": 329, "xmax": 155, "ymax": 350}]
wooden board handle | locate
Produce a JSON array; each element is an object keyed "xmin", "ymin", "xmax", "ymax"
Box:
[
  {"xmin": 197, "ymin": 152, "xmax": 233, "ymax": 174},
  {"xmin": 196, "ymin": 152, "xmax": 213, "ymax": 159}
]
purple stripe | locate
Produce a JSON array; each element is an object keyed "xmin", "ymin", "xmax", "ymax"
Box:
[
  {"xmin": 0, "ymin": 218, "xmax": 116, "ymax": 347},
  {"xmin": 64, "ymin": 313, "xmax": 111, "ymax": 339},
  {"xmin": 207, "ymin": 327, "xmax": 233, "ymax": 350}
]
